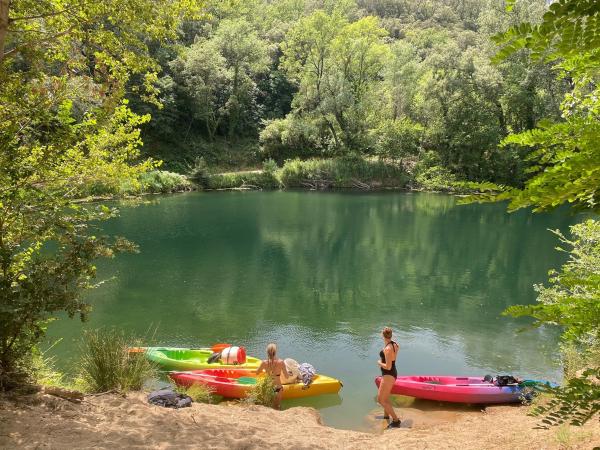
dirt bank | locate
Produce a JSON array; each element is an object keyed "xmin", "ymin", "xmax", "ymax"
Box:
[{"xmin": 0, "ymin": 392, "xmax": 598, "ymax": 449}]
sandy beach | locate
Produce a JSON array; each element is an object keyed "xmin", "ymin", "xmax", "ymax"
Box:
[{"xmin": 1, "ymin": 391, "xmax": 598, "ymax": 449}]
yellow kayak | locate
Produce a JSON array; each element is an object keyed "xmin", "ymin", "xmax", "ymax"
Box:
[{"xmin": 169, "ymin": 368, "xmax": 343, "ymax": 399}]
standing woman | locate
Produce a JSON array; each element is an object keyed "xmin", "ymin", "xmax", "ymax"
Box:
[
  {"xmin": 377, "ymin": 326, "xmax": 401, "ymax": 428},
  {"xmin": 256, "ymin": 343, "xmax": 285, "ymax": 410}
]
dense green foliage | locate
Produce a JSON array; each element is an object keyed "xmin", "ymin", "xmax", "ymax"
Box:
[
  {"xmin": 0, "ymin": 0, "xmax": 203, "ymax": 387},
  {"xmin": 491, "ymin": 1, "xmax": 600, "ymax": 426},
  {"xmin": 279, "ymin": 157, "xmax": 409, "ymax": 189},
  {"xmin": 137, "ymin": 0, "xmax": 564, "ymax": 185},
  {"xmin": 491, "ymin": 0, "xmax": 600, "ymax": 212},
  {"xmin": 77, "ymin": 329, "xmax": 157, "ymax": 393}
]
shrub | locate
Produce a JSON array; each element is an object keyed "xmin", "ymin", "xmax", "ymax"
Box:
[
  {"xmin": 175, "ymin": 383, "xmax": 216, "ymax": 404},
  {"xmin": 262, "ymin": 158, "xmax": 278, "ymax": 176},
  {"xmin": 76, "ymin": 328, "xmax": 157, "ymax": 393},
  {"xmin": 31, "ymin": 346, "xmax": 67, "ymax": 389},
  {"xmin": 259, "ymin": 117, "xmax": 324, "ymax": 164},
  {"xmin": 138, "ymin": 170, "xmax": 193, "ymax": 194},
  {"xmin": 188, "ymin": 157, "xmax": 211, "ymax": 188},
  {"xmin": 243, "ymin": 375, "xmax": 276, "ymax": 407},
  {"xmin": 371, "ymin": 118, "xmax": 423, "ymax": 163}
]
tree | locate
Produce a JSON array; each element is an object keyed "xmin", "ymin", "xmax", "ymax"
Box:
[
  {"xmin": 491, "ymin": 0, "xmax": 600, "ymax": 426},
  {"xmin": 172, "ymin": 41, "xmax": 232, "ymax": 141},
  {"xmin": 492, "ymin": 0, "xmax": 600, "ymax": 212},
  {"xmin": 282, "ymin": 12, "xmax": 389, "ymax": 152},
  {"xmin": 212, "ymin": 19, "xmax": 270, "ymax": 137},
  {"xmin": 0, "ymin": 0, "xmax": 204, "ymax": 387}
]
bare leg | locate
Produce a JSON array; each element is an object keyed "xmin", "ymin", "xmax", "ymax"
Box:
[
  {"xmin": 377, "ymin": 376, "xmax": 398, "ymax": 421},
  {"xmin": 273, "ymin": 388, "xmax": 283, "ymax": 410}
]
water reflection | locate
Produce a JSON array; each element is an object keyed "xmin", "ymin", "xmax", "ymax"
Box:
[{"xmin": 47, "ymin": 191, "xmax": 577, "ymax": 430}]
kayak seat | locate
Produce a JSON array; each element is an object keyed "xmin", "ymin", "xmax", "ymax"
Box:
[{"xmin": 238, "ymin": 377, "xmax": 257, "ymax": 385}]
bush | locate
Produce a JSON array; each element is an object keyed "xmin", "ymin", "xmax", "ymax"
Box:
[
  {"xmin": 371, "ymin": 118, "xmax": 423, "ymax": 163},
  {"xmin": 76, "ymin": 329, "xmax": 157, "ymax": 393},
  {"xmin": 279, "ymin": 157, "xmax": 409, "ymax": 189},
  {"xmin": 243, "ymin": 375, "xmax": 276, "ymax": 407},
  {"xmin": 175, "ymin": 383, "xmax": 216, "ymax": 404},
  {"xmin": 78, "ymin": 170, "xmax": 193, "ymax": 196},
  {"xmin": 31, "ymin": 346, "xmax": 67, "ymax": 389},
  {"xmin": 262, "ymin": 158, "xmax": 278, "ymax": 175},
  {"xmin": 414, "ymin": 155, "xmax": 501, "ymax": 195},
  {"xmin": 259, "ymin": 117, "xmax": 325, "ymax": 164},
  {"xmin": 188, "ymin": 157, "xmax": 211, "ymax": 188},
  {"xmin": 137, "ymin": 170, "xmax": 193, "ymax": 194}
]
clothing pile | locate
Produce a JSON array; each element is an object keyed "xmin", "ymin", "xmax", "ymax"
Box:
[
  {"xmin": 298, "ymin": 363, "xmax": 316, "ymax": 387},
  {"xmin": 282, "ymin": 359, "xmax": 316, "ymax": 386},
  {"xmin": 147, "ymin": 388, "xmax": 192, "ymax": 409}
]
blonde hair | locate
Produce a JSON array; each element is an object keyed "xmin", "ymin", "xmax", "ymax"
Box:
[
  {"xmin": 382, "ymin": 327, "xmax": 393, "ymax": 339},
  {"xmin": 266, "ymin": 343, "xmax": 277, "ymax": 361}
]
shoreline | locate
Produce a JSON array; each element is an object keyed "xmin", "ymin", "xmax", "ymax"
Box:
[{"xmin": 2, "ymin": 391, "xmax": 598, "ymax": 449}]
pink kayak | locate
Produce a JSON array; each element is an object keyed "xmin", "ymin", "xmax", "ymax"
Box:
[{"xmin": 374, "ymin": 375, "xmax": 544, "ymax": 404}]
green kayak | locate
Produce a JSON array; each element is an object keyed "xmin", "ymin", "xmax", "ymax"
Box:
[{"xmin": 144, "ymin": 347, "xmax": 262, "ymax": 371}]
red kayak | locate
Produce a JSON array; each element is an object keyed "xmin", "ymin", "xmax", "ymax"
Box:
[{"xmin": 374, "ymin": 375, "xmax": 543, "ymax": 404}]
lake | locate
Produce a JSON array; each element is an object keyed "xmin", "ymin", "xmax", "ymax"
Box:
[{"xmin": 46, "ymin": 191, "xmax": 576, "ymax": 430}]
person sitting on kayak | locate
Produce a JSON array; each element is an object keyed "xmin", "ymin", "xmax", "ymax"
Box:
[
  {"xmin": 377, "ymin": 326, "xmax": 401, "ymax": 428},
  {"xmin": 256, "ymin": 343, "xmax": 285, "ymax": 410}
]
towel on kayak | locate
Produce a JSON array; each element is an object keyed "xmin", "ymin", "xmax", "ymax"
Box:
[
  {"xmin": 147, "ymin": 388, "xmax": 192, "ymax": 409},
  {"xmin": 298, "ymin": 363, "xmax": 316, "ymax": 387},
  {"xmin": 282, "ymin": 358, "xmax": 301, "ymax": 384}
]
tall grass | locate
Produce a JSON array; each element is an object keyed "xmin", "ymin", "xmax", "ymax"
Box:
[
  {"xmin": 206, "ymin": 170, "xmax": 280, "ymax": 190},
  {"xmin": 77, "ymin": 329, "xmax": 156, "ymax": 393},
  {"xmin": 243, "ymin": 375, "xmax": 276, "ymax": 407},
  {"xmin": 83, "ymin": 170, "xmax": 193, "ymax": 197},
  {"xmin": 279, "ymin": 157, "xmax": 409, "ymax": 189}
]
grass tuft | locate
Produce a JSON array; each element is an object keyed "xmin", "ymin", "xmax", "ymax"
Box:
[
  {"xmin": 76, "ymin": 328, "xmax": 157, "ymax": 393},
  {"xmin": 175, "ymin": 383, "xmax": 216, "ymax": 404},
  {"xmin": 243, "ymin": 375, "xmax": 276, "ymax": 407}
]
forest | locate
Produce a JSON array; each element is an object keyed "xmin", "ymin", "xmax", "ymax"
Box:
[
  {"xmin": 130, "ymin": 0, "xmax": 565, "ymax": 190},
  {"xmin": 0, "ymin": 0, "xmax": 598, "ymax": 435}
]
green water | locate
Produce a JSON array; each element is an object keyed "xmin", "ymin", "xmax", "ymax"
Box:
[{"xmin": 47, "ymin": 191, "xmax": 576, "ymax": 430}]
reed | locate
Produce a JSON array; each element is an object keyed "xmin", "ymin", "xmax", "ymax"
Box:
[{"xmin": 77, "ymin": 328, "xmax": 156, "ymax": 393}]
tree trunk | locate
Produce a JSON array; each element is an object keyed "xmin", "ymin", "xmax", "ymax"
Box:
[{"xmin": 0, "ymin": 0, "xmax": 9, "ymax": 63}]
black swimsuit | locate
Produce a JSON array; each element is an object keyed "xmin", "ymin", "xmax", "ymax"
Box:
[{"xmin": 380, "ymin": 341, "xmax": 398, "ymax": 378}]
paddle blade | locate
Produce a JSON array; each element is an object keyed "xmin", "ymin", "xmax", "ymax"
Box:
[{"xmin": 211, "ymin": 343, "xmax": 231, "ymax": 352}]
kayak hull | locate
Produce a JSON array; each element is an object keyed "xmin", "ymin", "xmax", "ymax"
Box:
[
  {"xmin": 145, "ymin": 347, "xmax": 261, "ymax": 371},
  {"xmin": 374, "ymin": 375, "xmax": 544, "ymax": 404},
  {"xmin": 170, "ymin": 368, "xmax": 342, "ymax": 399}
]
